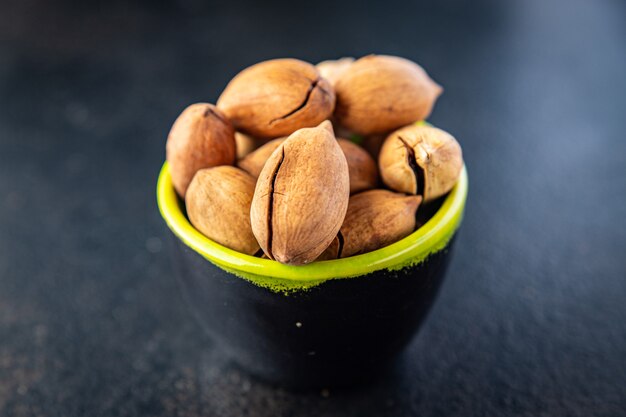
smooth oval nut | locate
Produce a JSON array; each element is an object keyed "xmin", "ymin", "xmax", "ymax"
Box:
[
  {"xmin": 217, "ymin": 59, "xmax": 335, "ymax": 139},
  {"xmin": 339, "ymin": 189, "xmax": 422, "ymax": 258},
  {"xmin": 185, "ymin": 166, "xmax": 260, "ymax": 255},
  {"xmin": 379, "ymin": 124, "xmax": 463, "ymax": 202},
  {"xmin": 234, "ymin": 132, "xmax": 258, "ymax": 159},
  {"xmin": 237, "ymin": 137, "xmax": 286, "ymax": 178},
  {"xmin": 166, "ymin": 103, "xmax": 236, "ymax": 197},
  {"xmin": 316, "ymin": 57, "xmax": 354, "ymax": 86},
  {"xmin": 337, "ymin": 138, "xmax": 378, "ymax": 194},
  {"xmin": 334, "ymin": 55, "xmax": 442, "ymax": 135},
  {"xmin": 250, "ymin": 121, "xmax": 350, "ymax": 265},
  {"xmin": 362, "ymin": 133, "xmax": 386, "ymax": 160}
]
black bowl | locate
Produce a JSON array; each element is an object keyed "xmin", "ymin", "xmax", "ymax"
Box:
[{"xmin": 157, "ymin": 163, "xmax": 468, "ymax": 388}]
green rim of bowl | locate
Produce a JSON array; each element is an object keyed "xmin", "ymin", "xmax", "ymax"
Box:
[{"xmin": 157, "ymin": 160, "xmax": 467, "ymax": 293}]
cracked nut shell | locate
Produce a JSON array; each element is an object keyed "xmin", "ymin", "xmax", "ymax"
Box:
[
  {"xmin": 166, "ymin": 103, "xmax": 236, "ymax": 197},
  {"xmin": 217, "ymin": 59, "xmax": 335, "ymax": 139},
  {"xmin": 334, "ymin": 55, "xmax": 442, "ymax": 135},
  {"xmin": 185, "ymin": 166, "xmax": 260, "ymax": 255},
  {"xmin": 379, "ymin": 124, "xmax": 463, "ymax": 202},
  {"xmin": 250, "ymin": 121, "xmax": 349, "ymax": 265},
  {"xmin": 339, "ymin": 189, "xmax": 422, "ymax": 258}
]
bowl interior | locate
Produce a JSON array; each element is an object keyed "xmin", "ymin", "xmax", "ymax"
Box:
[{"xmin": 157, "ymin": 159, "xmax": 467, "ymax": 289}]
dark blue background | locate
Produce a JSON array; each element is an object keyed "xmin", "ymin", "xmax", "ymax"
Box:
[{"xmin": 1, "ymin": 0, "xmax": 625, "ymax": 415}]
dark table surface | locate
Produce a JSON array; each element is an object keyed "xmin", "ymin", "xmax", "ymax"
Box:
[{"xmin": 1, "ymin": 0, "xmax": 625, "ymax": 415}]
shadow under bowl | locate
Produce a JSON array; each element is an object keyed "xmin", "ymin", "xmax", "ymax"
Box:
[{"xmin": 157, "ymin": 162, "xmax": 468, "ymax": 389}]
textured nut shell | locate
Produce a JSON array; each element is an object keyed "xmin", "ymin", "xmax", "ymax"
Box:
[
  {"xmin": 340, "ymin": 190, "xmax": 422, "ymax": 258},
  {"xmin": 185, "ymin": 166, "xmax": 260, "ymax": 255},
  {"xmin": 237, "ymin": 137, "xmax": 286, "ymax": 178},
  {"xmin": 217, "ymin": 59, "xmax": 335, "ymax": 139},
  {"xmin": 334, "ymin": 55, "xmax": 442, "ymax": 135},
  {"xmin": 379, "ymin": 124, "xmax": 463, "ymax": 202},
  {"xmin": 166, "ymin": 103, "xmax": 236, "ymax": 197},
  {"xmin": 337, "ymin": 139, "xmax": 378, "ymax": 194},
  {"xmin": 250, "ymin": 121, "xmax": 350, "ymax": 265},
  {"xmin": 234, "ymin": 132, "xmax": 257, "ymax": 159},
  {"xmin": 316, "ymin": 57, "xmax": 354, "ymax": 86}
]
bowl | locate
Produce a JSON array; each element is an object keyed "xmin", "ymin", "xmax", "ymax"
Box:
[{"xmin": 157, "ymin": 160, "xmax": 467, "ymax": 388}]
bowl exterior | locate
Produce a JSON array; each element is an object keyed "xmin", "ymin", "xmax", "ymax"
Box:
[{"xmin": 170, "ymin": 233, "xmax": 457, "ymax": 388}]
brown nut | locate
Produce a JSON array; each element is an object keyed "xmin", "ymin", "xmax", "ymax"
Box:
[
  {"xmin": 250, "ymin": 121, "xmax": 350, "ymax": 265},
  {"xmin": 237, "ymin": 137, "xmax": 286, "ymax": 178},
  {"xmin": 234, "ymin": 132, "xmax": 258, "ymax": 159},
  {"xmin": 166, "ymin": 103, "xmax": 236, "ymax": 197},
  {"xmin": 339, "ymin": 189, "xmax": 422, "ymax": 258},
  {"xmin": 334, "ymin": 55, "xmax": 442, "ymax": 135},
  {"xmin": 217, "ymin": 59, "xmax": 335, "ymax": 139},
  {"xmin": 379, "ymin": 124, "xmax": 463, "ymax": 202},
  {"xmin": 362, "ymin": 133, "xmax": 386, "ymax": 160},
  {"xmin": 185, "ymin": 166, "xmax": 260, "ymax": 255},
  {"xmin": 316, "ymin": 57, "xmax": 354, "ymax": 86},
  {"xmin": 337, "ymin": 139, "xmax": 378, "ymax": 194},
  {"xmin": 315, "ymin": 235, "xmax": 341, "ymax": 261}
]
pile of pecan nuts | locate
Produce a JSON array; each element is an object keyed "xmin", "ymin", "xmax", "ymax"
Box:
[{"xmin": 166, "ymin": 55, "xmax": 463, "ymax": 265}]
